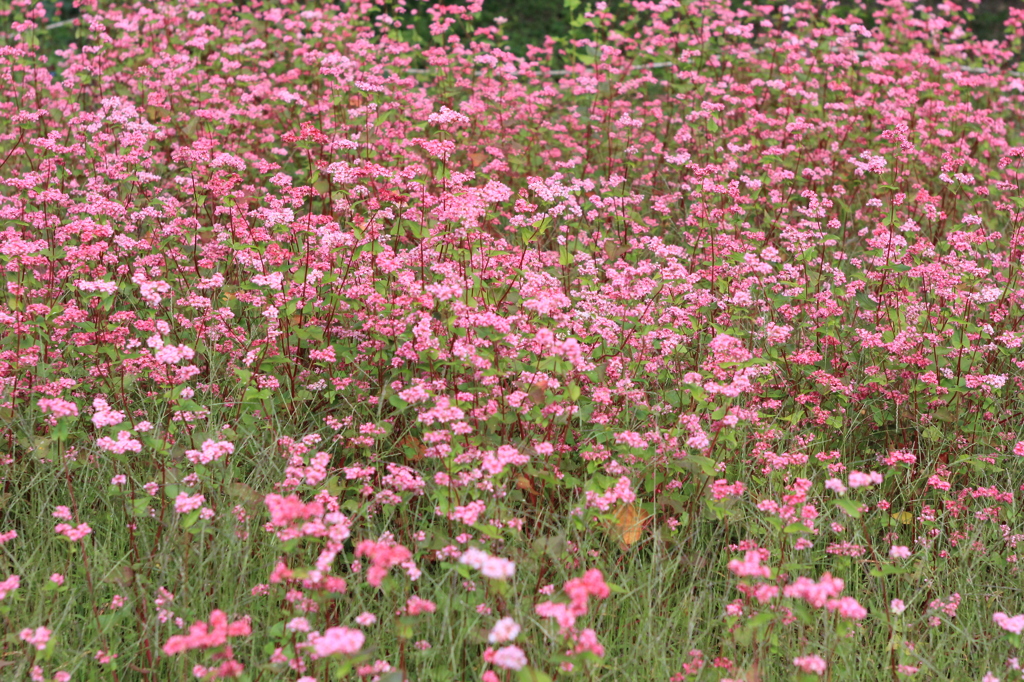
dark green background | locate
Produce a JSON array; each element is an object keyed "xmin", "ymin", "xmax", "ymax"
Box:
[{"xmin": 22, "ymin": 0, "xmax": 1024, "ymax": 65}]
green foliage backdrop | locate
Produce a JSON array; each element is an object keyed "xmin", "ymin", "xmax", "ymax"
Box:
[{"xmin": 25, "ymin": 0, "xmax": 1024, "ymax": 59}]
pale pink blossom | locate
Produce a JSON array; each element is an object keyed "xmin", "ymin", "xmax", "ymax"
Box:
[
  {"xmin": 890, "ymin": 546, "xmax": 911, "ymax": 559},
  {"xmin": 491, "ymin": 645, "xmax": 528, "ymax": 670},
  {"xmin": 488, "ymin": 617, "xmax": 521, "ymax": 644},
  {"xmin": 993, "ymin": 612, "xmax": 1024, "ymax": 635},
  {"xmin": 308, "ymin": 627, "xmax": 364, "ymax": 658},
  {"xmin": 19, "ymin": 627, "xmax": 51, "ymax": 651},
  {"xmin": 793, "ymin": 655, "xmax": 827, "ymax": 675}
]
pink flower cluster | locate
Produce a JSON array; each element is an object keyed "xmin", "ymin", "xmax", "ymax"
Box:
[
  {"xmin": 305, "ymin": 627, "xmax": 364, "ymax": 659},
  {"xmin": 19, "ymin": 626, "xmax": 51, "ymax": 651},
  {"xmin": 993, "ymin": 612, "xmax": 1024, "ymax": 635},
  {"xmin": 355, "ymin": 539, "xmax": 415, "ymax": 587},
  {"xmin": 536, "ymin": 569, "xmax": 610, "ymax": 635},
  {"xmin": 174, "ymin": 492, "xmax": 205, "ymax": 514},
  {"xmin": 0, "ymin": 574, "xmax": 19, "ymax": 599},
  {"xmin": 488, "ymin": 617, "xmax": 521, "ymax": 644},
  {"xmin": 783, "ymin": 573, "xmax": 846, "ymax": 608},
  {"xmin": 405, "ymin": 595, "xmax": 437, "ymax": 616},
  {"xmin": 54, "ymin": 523, "xmax": 92, "ymax": 541},
  {"xmin": 825, "ymin": 596, "xmax": 868, "ymax": 620},
  {"xmin": 185, "ymin": 439, "xmax": 234, "ymax": 465},
  {"xmin": 96, "ymin": 431, "xmax": 142, "ymax": 454},
  {"xmin": 727, "ymin": 550, "xmax": 772, "ymax": 579},
  {"xmin": 584, "ymin": 476, "xmax": 636, "ymax": 512},
  {"xmin": 162, "ymin": 610, "xmax": 251, "ymax": 655},
  {"xmin": 264, "ymin": 493, "xmax": 324, "ymax": 528},
  {"xmin": 793, "ymin": 655, "xmax": 827, "ymax": 675},
  {"xmin": 484, "ymin": 644, "xmax": 528, "ymax": 671},
  {"xmin": 711, "ymin": 479, "xmax": 748, "ymax": 500},
  {"xmin": 848, "ymin": 470, "xmax": 884, "ymax": 488},
  {"xmin": 91, "ymin": 396, "xmax": 125, "ymax": 428},
  {"xmin": 37, "ymin": 398, "xmax": 78, "ymax": 418},
  {"xmin": 458, "ymin": 547, "xmax": 515, "ymax": 580}
]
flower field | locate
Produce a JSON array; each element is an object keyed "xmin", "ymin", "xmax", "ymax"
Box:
[{"xmin": 1, "ymin": 0, "xmax": 1024, "ymax": 679}]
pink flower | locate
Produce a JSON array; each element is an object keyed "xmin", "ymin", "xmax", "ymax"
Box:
[
  {"xmin": 826, "ymin": 596, "xmax": 867, "ymax": 620},
  {"xmin": 308, "ymin": 627, "xmax": 364, "ymax": 658},
  {"xmin": 19, "ymin": 626, "xmax": 51, "ymax": 651},
  {"xmin": 891, "ymin": 599, "xmax": 907, "ymax": 615},
  {"xmin": 793, "ymin": 655, "xmax": 827, "ymax": 675},
  {"xmin": 727, "ymin": 550, "xmax": 771, "ymax": 578},
  {"xmin": 481, "ymin": 556, "xmax": 516, "ymax": 580},
  {"xmin": 0, "ymin": 574, "xmax": 20, "ymax": 599},
  {"xmin": 354, "ymin": 540, "xmax": 414, "ymax": 587},
  {"xmin": 94, "ymin": 650, "xmax": 117, "ymax": 665},
  {"xmin": 783, "ymin": 573, "xmax": 845, "ymax": 608},
  {"xmin": 459, "ymin": 548, "xmax": 515, "ymax": 580},
  {"xmin": 889, "ymin": 546, "xmax": 911, "ymax": 559},
  {"xmin": 264, "ymin": 494, "xmax": 324, "ymax": 527},
  {"xmin": 162, "ymin": 610, "xmax": 250, "ymax": 655},
  {"xmin": 405, "ymin": 596, "xmax": 436, "ymax": 616},
  {"xmin": 174, "ymin": 492, "xmax": 205, "ymax": 514},
  {"xmin": 96, "ymin": 431, "xmax": 142, "ymax": 454},
  {"xmin": 993, "ymin": 612, "xmax": 1024, "ymax": 635},
  {"xmin": 54, "ymin": 523, "xmax": 92, "ymax": 541},
  {"xmin": 847, "ymin": 470, "xmax": 883, "ymax": 488},
  {"xmin": 38, "ymin": 398, "xmax": 78, "ymax": 418},
  {"xmin": 536, "ymin": 601, "xmax": 576, "ymax": 632},
  {"xmin": 711, "ymin": 479, "xmax": 747, "ymax": 500},
  {"xmin": 91, "ymin": 397, "xmax": 125, "ymax": 428},
  {"xmin": 286, "ymin": 618, "xmax": 310, "ymax": 633},
  {"xmin": 571, "ymin": 628, "xmax": 605, "ymax": 658},
  {"xmin": 185, "ymin": 439, "xmax": 234, "ymax": 465},
  {"xmin": 491, "ymin": 645, "xmax": 528, "ymax": 670},
  {"xmin": 355, "ymin": 612, "xmax": 376, "ymax": 626},
  {"xmin": 488, "ymin": 617, "xmax": 521, "ymax": 644},
  {"xmin": 824, "ymin": 478, "xmax": 847, "ymax": 495}
]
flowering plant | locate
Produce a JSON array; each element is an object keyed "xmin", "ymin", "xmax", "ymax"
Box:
[{"xmin": 0, "ymin": 0, "xmax": 1022, "ymax": 679}]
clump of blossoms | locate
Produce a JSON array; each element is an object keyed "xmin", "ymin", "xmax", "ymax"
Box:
[{"xmin": 0, "ymin": 0, "xmax": 1022, "ymax": 678}]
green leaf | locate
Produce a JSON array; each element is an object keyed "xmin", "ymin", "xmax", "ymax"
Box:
[
  {"xmin": 517, "ymin": 668, "xmax": 554, "ymax": 682},
  {"xmin": 832, "ymin": 499, "xmax": 864, "ymax": 519},
  {"xmin": 525, "ymin": 218, "xmax": 552, "ymax": 243},
  {"xmin": 180, "ymin": 510, "xmax": 201, "ymax": 529},
  {"xmin": 566, "ymin": 383, "xmax": 581, "ymax": 401},
  {"xmin": 473, "ymin": 523, "xmax": 502, "ymax": 539}
]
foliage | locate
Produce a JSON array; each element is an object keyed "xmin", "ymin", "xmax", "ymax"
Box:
[{"xmin": 0, "ymin": 0, "xmax": 1022, "ymax": 680}]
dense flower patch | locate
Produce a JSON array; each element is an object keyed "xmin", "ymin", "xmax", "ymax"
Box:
[{"xmin": 0, "ymin": 0, "xmax": 1023, "ymax": 679}]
